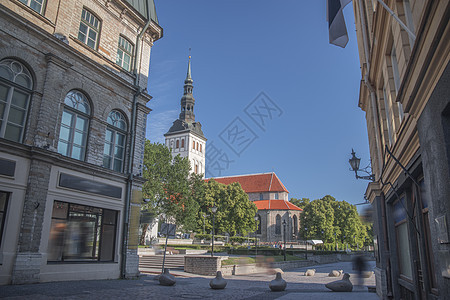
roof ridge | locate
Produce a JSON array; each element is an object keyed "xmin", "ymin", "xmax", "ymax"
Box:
[{"xmin": 206, "ymin": 172, "xmax": 274, "ymax": 180}]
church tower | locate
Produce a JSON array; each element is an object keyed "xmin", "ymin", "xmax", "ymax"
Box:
[{"xmin": 165, "ymin": 55, "xmax": 206, "ymax": 177}]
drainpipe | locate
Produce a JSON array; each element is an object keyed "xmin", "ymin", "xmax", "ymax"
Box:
[
  {"xmin": 121, "ymin": 11, "xmax": 152, "ymax": 279},
  {"xmin": 358, "ymin": 0, "xmax": 383, "ymax": 177}
]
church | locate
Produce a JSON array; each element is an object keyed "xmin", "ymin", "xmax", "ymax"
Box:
[{"xmin": 164, "ymin": 56, "xmax": 206, "ymax": 178}]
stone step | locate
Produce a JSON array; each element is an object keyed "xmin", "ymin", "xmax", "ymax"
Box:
[{"xmin": 139, "ymin": 255, "xmax": 185, "ymax": 270}]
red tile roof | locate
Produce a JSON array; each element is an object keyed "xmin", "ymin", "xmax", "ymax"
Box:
[
  {"xmin": 253, "ymin": 200, "xmax": 303, "ymax": 211},
  {"xmin": 208, "ymin": 172, "xmax": 289, "ymax": 193}
]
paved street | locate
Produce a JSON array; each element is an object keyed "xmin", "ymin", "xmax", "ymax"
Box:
[{"xmin": 0, "ymin": 261, "xmax": 378, "ymax": 299}]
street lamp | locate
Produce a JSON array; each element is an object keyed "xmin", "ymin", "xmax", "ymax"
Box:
[
  {"xmin": 254, "ymin": 216, "xmax": 259, "ymax": 257},
  {"xmin": 202, "ymin": 213, "xmax": 206, "ymax": 234},
  {"xmin": 211, "ymin": 206, "xmax": 217, "ymax": 257},
  {"xmin": 305, "ymin": 227, "xmax": 308, "ymax": 260},
  {"xmin": 282, "ymin": 219, "xmax": 287, "ymax": 261},
  {"xmin": 349, "ymin": 149, "xmax": 375, "ymax": 181}
]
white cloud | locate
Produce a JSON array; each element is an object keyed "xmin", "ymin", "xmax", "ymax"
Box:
[{"xmin": 146, "ymin": 109, "xmax": 179, "ymax": 143}]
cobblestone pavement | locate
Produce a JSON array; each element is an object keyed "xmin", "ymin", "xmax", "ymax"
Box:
[{"xmin": 0, "ymin": 261, "xmax": 378, "ymax": 299}]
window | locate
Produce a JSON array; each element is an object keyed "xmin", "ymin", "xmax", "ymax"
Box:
[
  {"xmin": 19, "ymin": 0, "xmax": 45, "ymax": 14},
  {"xmin": 391, "ymin": 45, "xmax": 404, "ymax": 121},
  {"xmin": 0, "ymin": 59, "xmax": 33, "ymax": 143},
  {"xmin": 259, "ymin": 193, "xmax": 263, "ymax": 200},
  {"xmin": 181, "ymin": 139, "xmax": 184, "ymax": 148},
  {"xmin": 194, "ymin": 164, "xmax": 198, "ymax": 174},
  {"xmin": 192, "ymin": 140, "xmax": 195, "ymax": 149},
  {"xmin": 57, "ymin": 91, "xmax": 90, "ymax": 161},
  {"xmin": 103, "ymin": 110, "xmax": 127, "ymax": 172},
  {"xmin": 394, "ymin": 196, "xmax": 413, "ymax": 278},
  {"xmin": 274, "ymin": 192, "xmax": 279, "ymax": 200},
  {"xmin": 256, "ymin": 215, "xmax": 261, "ymax": 234},
  {"xmin": 47, "ymin": 201, "xmax": 117, "ymax": 262},
  {"xmin": 275, "ymin": 214, "xmax": 281, "ymax": 234},
  {"xmin": 293, "ymin": 215, "xmax": 298, "ymax": 235},
  {"xmin": 78, "ymin": 8, "xmax": 100, "ymax": 50},
  {"xmin": 0, "ymin": 192, "xmax": 9, "ymax": 246},
  {"xmin": 196, "ymin": 142, "xmax": 199, "ymax": 151},
  {"xmin": 200, "ymin": 144, "xmax": 202, "ymax": 152},
  {"xmin": 403, "ymin": 0, "xmax": 415, "ymax": 49},
  {"xmin": 116, "ymin": 36, "xmax": 133, "ymax": 72},
  {"xmin": 383, "ymin": 86, "xmax": 394, "ymax": 145}
]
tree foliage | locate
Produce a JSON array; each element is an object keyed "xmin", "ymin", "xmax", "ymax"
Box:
[
  {"xmin": 298, "ymin": 195, "xmax": 371, "ymax": 248},
  {"xmin": 195, "ymin": 179, "xmax": 258, "ymax": 236},
  {"xmin": 141, "ymin": 141, "xmax": 202, "ymax": 235},
  {"xmin": 289, "ymin": 198, "xmax": 310, "ymax": 210}
]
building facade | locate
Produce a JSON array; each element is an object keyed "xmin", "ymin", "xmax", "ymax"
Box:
[
  {"xmin": 212, "ymin": 173, "xmax": 302, "ymax": 243},
  {"xmin": 352, "ymin": 0, "xmax": 449, "ymax": 299},
  {"xmin": 0, "ymin": 0, "xmax": 162, "ymax": 284},
  {"xmin": 165, "ymin": 56, "xmax": 206, "ymax": 178}
]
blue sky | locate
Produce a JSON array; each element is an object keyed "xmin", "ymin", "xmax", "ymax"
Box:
[{"xmin": 146, "ymin": 1, "xmax": 371, "ymax": 207}]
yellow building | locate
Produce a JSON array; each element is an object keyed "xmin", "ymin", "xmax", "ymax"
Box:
[{"xmin": 351, "ymin": 0, "xmax": 449, "ymax": 299}]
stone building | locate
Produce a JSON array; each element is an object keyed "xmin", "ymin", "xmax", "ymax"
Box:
[
  {"xmin": 212, "ymin": 173, "xmax": 302, "ymax": 243},
  {"xmin": 165, "ymin": 56, "xmax": 206, "ymax": 178},
  {"xmin": 0, "ymin": 0, "xmax": 162, "ymax": 284},
  {"xmin": 351, "ymin": 0, "xmax": 449, "ymax": 299}
]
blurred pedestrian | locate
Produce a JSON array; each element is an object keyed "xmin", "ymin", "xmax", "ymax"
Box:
[{"xmin": 353, "ymin": 255, "xmax": 368, "ymax": 286}]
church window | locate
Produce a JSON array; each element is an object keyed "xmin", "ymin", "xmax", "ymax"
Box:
[
  {"xmin": 196, "ymin": 142, "xmax": 199, "ymax": 151},
  {"xmin": 200, "ymin": 144, "xmax": 202, "ymax": 152},
  {"xmin": 275, "ymin": 215, "xmax": 281, "ymax": 234},
  {"xmin": 19, "ymin": 0, "xmax": 45, "ymax": 14},
  {"xmin": 256, "ymin": 215, "xmax": 261, "ymax": 234},
  {"xmin": 103, "ymin": 110, "xmax": 127, "ymax": 172},
  {"xmin": 176, "ymin": 140, "xmax": 179, "ymax": 148},
  {"xmin": 181, "ymin": 139, "xmax": 184, "ymax": 148},
  {"xmin": 78, "ymin": 8, "xmax": 101, "ymax": 50},
  {"xmin": 57, "ymin": 90, "xmax": 90, "ymax": 161},
  {"xmin": 0, "ymin": 59, "xmax": 33, "ymax": 143},
  {"xmin": 192, "ymin": 140, "xmax": 195, "ymax": 149},
  {"xmin": 116, "ymin": 36, "xmax": 134, "ymax": 72},
  {"xmin": 293, "ymin": 215, "xmax": 298, "ymax": 235}
]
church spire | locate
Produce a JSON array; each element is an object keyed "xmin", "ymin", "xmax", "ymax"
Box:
[{"xmin": 179, "ymin": 52, "xmax": 195, "ymax": 122}]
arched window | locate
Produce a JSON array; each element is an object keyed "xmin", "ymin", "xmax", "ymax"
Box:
[
  {"xmin": 257, "ymin": 215, "xmax": 262, "ymax": 234},
  {"xmin": 293, "ymin": 215, "xmax": 298, "ymax": 235},
  {"xmin": 196, "ymin": 142, "xmax": 199, "ymax": 151},
  {"xmin": 192, "ymin": 140, "xmax": 195, "ymax": 149},
  {"xmin": 181, "ymin": 139, "xmax": 184, "ymax": 148},
  {"xmin": 58, "ymin": 90, "xmax": 90, "ymax": 160},
  {"xmin": 103, "ymin": 110, "xmax": 127, "ymax": 172},
  {"xmin": 200, "ymin": 144, "xmax": 202, "ymax": 152},
  {"xmin": 195, "ymin": 164, "xmax": 198, "ymax": 174},
  {"xmin": 176, "ymin": 140, "xmax": 179, "ymax": 148},
  {"xmin": 275, "ymin": 214, "xmax": 281, "ymax": 235},
  {"xmin": 0, "ymin": 59, "xmax": 33, "ymax": 143}
]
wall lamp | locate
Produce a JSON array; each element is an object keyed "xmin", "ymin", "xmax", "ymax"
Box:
[{"xmin": 349, "ymin": 149, "xmax": 375, "ymax": 181}]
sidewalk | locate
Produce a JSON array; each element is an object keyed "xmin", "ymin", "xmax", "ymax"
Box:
[{"xmin": 0, "ymin": 261, "xmax": 378, "ymax": 299}]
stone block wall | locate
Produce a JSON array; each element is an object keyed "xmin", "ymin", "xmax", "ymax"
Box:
[{"xmin": 184, "ymin": 256, "xmax": 222, "ymax": 276}]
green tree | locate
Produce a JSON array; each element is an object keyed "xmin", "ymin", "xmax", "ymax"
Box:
[
  {"xmin": 195, "ymin": 179, "xmax": 258, "ymax": 237},
  {"xmin": 140, "ymin": 141, "xmax": 201, "ymax": 244},
  {"xmin": 290, "ymin": 197, "xmax": 310, "ymax": 210}
]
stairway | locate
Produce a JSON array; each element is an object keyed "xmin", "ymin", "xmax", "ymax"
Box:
[{"xmin": 139, "ymin": 255, "xmax": 185, "ymax": 271}]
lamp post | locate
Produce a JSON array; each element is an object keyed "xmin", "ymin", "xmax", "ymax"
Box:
[
  {"xmin": 254, "ymin": 216, "xmax": 258, "ymax": 257},
  {"xmin": 202, "ymin": 213, "xmax": 206, "ymax": 234},
  {"xmin": 349, "ymin": 149, "xmax": 375, "ymax": 181},
  {"xmin": 282, "ymin": 219, "xmax": 287, "ymax": 261},
  {"xmin": 334, "ymin": 232, "xmax": 337, "ymax": 251},
  {"xmin": 305, "ymin": 227, "xmax": 308, "ymax": 260},
  {"xmin": 211, "ymin": 206, "xmax": 217, "ymax": 257}
]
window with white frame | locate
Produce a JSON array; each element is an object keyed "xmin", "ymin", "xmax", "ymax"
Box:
[
  {"xmin": 57, "ymin": 91, "xmax": 90, "ymax": 160},
  {"xmin": 47, "ymin": 201, "xmax": 118, "ymax": 262},
  {"xmin": 103, "ymin": 110, "xmax": 127, "ymax": 172},
  {"xmin": 116, "ymin": 36, "xmax": 133, "ymax": 72},
  {"xmin": 78, "ymin": 8, "xmax": 101, "ymax": 50},
  {"xmin": 0, "ymin": 59, "xmax": 33, "ymax": 143},
  {"xmin": 19, "ymin": 0, "xmax": 45, "ymax": 14}
]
